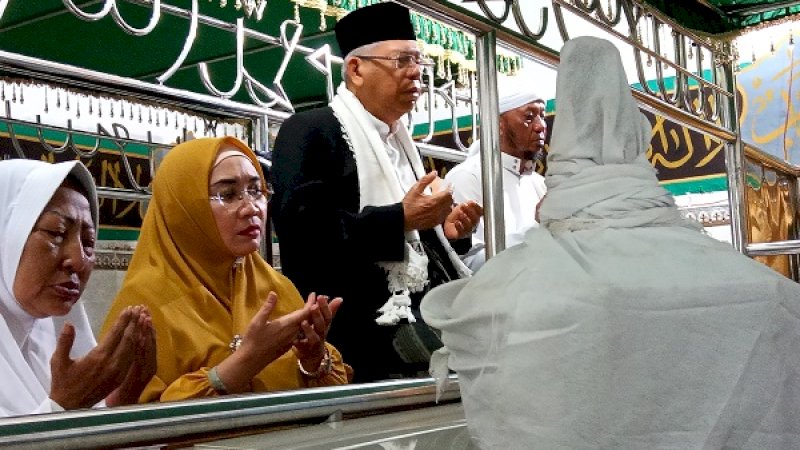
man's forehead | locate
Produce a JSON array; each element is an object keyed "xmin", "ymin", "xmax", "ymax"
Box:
[
  {"xmin": 376, "ymin": 39, "xmax": 421, "ymax": 53},
  {"xmin": 505, "ymin": 100, "xmax": 545, "ymax": 115}
]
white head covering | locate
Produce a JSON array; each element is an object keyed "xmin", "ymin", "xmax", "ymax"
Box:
[
  {"xmin": 497, "ymin": 74, "xmax": 543, "ymax": 115},
  {"xmin": 0, "ymin": 159, "xmax": 98, "ymax": 417},
  {"xmin": 537, "ymin": 36, "xmax": 688, "ymax": 231},
  {"xmin": 422, "ymin": 36, "xmax": 800, "ymax": 449}
]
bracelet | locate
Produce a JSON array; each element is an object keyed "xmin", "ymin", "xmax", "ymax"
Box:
[
  {"xmin": 229, "ymin": 334, "xmax": 243, "ymax": 353},
  {"xmin": 297, "ymin": 347, "xmax": 332, "ymax": 378},
  {"xmin": 208, "ymin": 366, "xmax": 229, "ymax": 394}
]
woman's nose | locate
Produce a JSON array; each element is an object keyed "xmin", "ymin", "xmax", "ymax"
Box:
[
  {"xmin": 62, "ymin": 237, "xmax": 90, "ymax": 273},
  {"xmin": 238, "ymin": 198, "xmax": 263, "ymax": 217}
]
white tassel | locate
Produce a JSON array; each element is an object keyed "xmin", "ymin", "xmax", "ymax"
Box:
[
  {"xmin": 429, "ymin": 347, "xmax": 452, "ymax": 402},
  {"xmin": 375, "ymin": 291, "xmax": 417, "ymax": 325}
]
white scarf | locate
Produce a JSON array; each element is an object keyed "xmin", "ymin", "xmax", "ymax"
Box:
[
  {"xmin": 330, "ymin": 83, "xmax": 470, "ymax": 325},
  {"xmin": 0, "ymin": 160, "xmax": 98, "ymax": 417}
]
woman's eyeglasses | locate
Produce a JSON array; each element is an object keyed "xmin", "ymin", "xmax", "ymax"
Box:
[{"xmin": 209, "ymin": 186, "xmax": 271, "ymax": 210}]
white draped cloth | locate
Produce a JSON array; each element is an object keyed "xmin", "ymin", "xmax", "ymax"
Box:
[
  {"xmin": 0, "ymin": 160, "xmax": 98, "ymax": 417},
  {"xmin": 421, "ymin": 36, "xmax": 800, "ymax": 449}
]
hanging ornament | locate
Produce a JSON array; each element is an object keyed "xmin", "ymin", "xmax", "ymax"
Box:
[{"xmin": 44, "ymin": 86, "xmax": 49, "ymax": 113}]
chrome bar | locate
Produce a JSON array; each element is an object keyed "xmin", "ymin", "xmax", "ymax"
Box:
[
  {"xmin": 399, "ymin": 0, "xmax": 736, "ymax": 144},
  {"xmin": 726, "ymin": 140, "xmax": 746, "ymax": 252},
  {"xmin": 0, "ymin": 377, "xmax": 461, "ymax": 450},
  {"xmin": 96, "ymin": 186, "xmax": 151, "ymax": 202},
  {"xmin": 476, "ymin": 30, "xmax": 505, "ymax": 260},
  {"xmin": 417, "ymin": 142, "xmax": 468, "ymax": 163},
  {"xmin": 0, "ymin": 50, "xmax": 284, "ymax": 120},
  {"xmin": 719, "ymin": 41, "xmax": 746, "ymax": 253},
  {"xmin": 747, "ymin": 241, "xmax": 800, "ymax": 256},
  {"xmin": 394, "ymin": 0, "xmax": 560, "ymax": 68},
  {"xmin": 745, "ymin": 145, "xmax": 800, "ymax": 176}
]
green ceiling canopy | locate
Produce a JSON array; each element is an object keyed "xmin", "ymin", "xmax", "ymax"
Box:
[{"xmin": 643, "ymin": 0, "xmax": 800, "ymax": 35}]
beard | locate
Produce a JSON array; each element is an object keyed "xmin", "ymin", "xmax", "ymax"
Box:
[{"xmin": 520, "ymin": 145, "xmax": 547, "ymax": 164}]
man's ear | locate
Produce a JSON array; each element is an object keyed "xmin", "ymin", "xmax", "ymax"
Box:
[
  {"xmin": 347, "ymin": 58, "xmax": 364, "ymax": 88},
  {"xmin": 497, "ymin": 114, "xmax": 507, "ymax": 137}
]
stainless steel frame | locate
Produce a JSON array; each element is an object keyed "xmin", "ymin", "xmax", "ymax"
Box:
[
  {"xmin": 0, "ymin": 0, "xmax": 776, "ymax": 447},
  {"xmin": 0, "ymin": 378, "xmax": 461, "ymax": 449}
]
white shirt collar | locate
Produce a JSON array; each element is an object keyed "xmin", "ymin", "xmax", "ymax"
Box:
[
  {"xmin": 501, "ymin": 152, "xmax": 534, "ymax": 177},
  {"xmin": 366, "ymin": 112, "xmax": 400, "ymax": 142}
]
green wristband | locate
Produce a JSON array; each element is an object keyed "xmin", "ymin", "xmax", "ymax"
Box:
[{"xmin": 208, "ymin": 366, "xmax": 229, "ymax": 394}]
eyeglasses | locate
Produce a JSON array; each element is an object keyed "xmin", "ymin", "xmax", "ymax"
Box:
[
  {"xmin": 209, "ymin": 186, "xmax": 270, "ymax": 210},
  {"xmin": 355, "ymin": 54, "xmax": 435, "ymax": 70}
]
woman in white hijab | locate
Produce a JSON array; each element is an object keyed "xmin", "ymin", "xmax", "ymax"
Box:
[
  {"xmin": 422, "ymin": 36, "xmax": 800, "ymax": 449},
  {"xmin": 0, "ymin": 159, "xmax": 155, "ymax": 417}
]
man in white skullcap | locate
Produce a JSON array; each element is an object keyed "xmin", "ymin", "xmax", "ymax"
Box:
[
  {"xmin": 423, "ymin": 36, "xmax": 800, "ymax": 448},
  {"xmin": 445, "ymin": 74, "xmax": 548, "ymax": 270}
]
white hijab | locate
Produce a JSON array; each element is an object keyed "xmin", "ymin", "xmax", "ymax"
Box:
[
  {"xmin": 422, "ymin": 36, "xmax": 800, "ymax": 449},
  {"xmin": 0, "ymin": 159, "xmax": 98, "ymax": 417}
]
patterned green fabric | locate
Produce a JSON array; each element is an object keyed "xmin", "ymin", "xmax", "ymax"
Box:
[{"xmin": 293, "ymin": 0, "xmax": 522, "ymax": 79}]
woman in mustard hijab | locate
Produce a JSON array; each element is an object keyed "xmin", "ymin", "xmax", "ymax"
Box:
[{"xmin": 102, "ymin": 137, "xmax": 348, "ymax": 403}]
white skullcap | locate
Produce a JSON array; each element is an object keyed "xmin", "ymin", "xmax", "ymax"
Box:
[{"xmin": 498, "ymin": 75, "xmax": 544, "ymax": 114}]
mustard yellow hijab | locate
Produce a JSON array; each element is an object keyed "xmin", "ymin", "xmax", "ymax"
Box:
[{"xmin": 102, "ymin": 137, "xmax": 347, "ymax": 402}]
